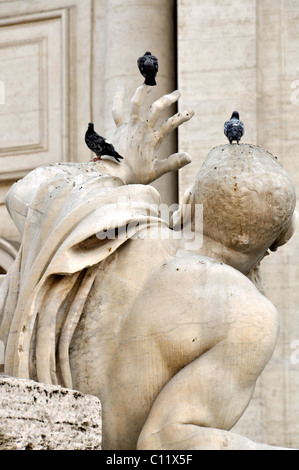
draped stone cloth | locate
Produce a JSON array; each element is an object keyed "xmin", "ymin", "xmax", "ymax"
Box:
[{"xmin": 0, "ymin": 163, "xmax": 166, "ymax": 388}]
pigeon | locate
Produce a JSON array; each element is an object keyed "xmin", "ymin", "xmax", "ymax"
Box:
[
  {"xmin": 224, "ymin": 111, "xmax": 245, "ymax": 144},
  {"xmin": 137, "ymin": 51, "xmax": 158, "ymax": 86},
  {"xmin": 85, "ymin": 123, "xmax": 123, "ymax": 162}
]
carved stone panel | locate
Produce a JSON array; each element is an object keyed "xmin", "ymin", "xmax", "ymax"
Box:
[
  {"xmin": 0, "ymin": 13, "xmax": 66, "ymax": 179},
  {"xmin": 0, "ymin": 0, "xmax": 93, "ymax": 262}
]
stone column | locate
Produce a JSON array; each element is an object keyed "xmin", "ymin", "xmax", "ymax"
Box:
[
  {"xmin": 177, "ymin": 0, "xmax": 299, "ymax": 449},
  {"xmin": 100, "ymin": 0, "xmax": 177, "ymax": 205},
  {"xmin": 252, "ymin": 0, "xmax": 299, "ymax": 448},
  {"xmin": 177, "ymin": 0, "xmax": 257, "ymax": 201}
]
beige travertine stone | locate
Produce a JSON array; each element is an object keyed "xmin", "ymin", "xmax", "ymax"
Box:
[
  {"xmin": 177, "ymin": 0, "xmax": 258, "ymax": 200},
  {"xmin": 0, "ymin": 0, "xmax": 298, "ymax": 450},
  {"xmin": 0, "ymin": 0, "xmax": 94, "ymax": 272},
  {"xmin": 0, "ymin": 0, "xmax": 177, "ymax": 273},
  {"xmin": 247, "ymin": 0, "xmax": 299, "ymax": 448},
  {"xmin": 177, "ymin": 0, "xmax": 299, "ymax": 448},
  {"xmin": 0, "ymin": 238, "xmax": 18, "ymax": 273},
  {"xmin": 102, "ymin": 0, "xmax": 177, "ymax": 206},
  {"xmin": 0, "ymin": 86, "xmax": 296, "ymax": 450},
  {"xmin": 0, "ymin": 374, "xmax": 102, "ymax": 450}
]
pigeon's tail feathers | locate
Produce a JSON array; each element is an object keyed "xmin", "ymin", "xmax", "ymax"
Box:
[
  {"xmin": 228, "ymin": 127, "xmax": 243, "ymax": 139},
  {"xmin": 112, "ymin": 151, "xmax": 123, "ymax": 162},
  {"xmin": 144, "ymin": 75, "xmax": 157, "ymax": 86},
  {"xmin": 105, "ymin": 146, "xmax": 124, "ymax": 161}
]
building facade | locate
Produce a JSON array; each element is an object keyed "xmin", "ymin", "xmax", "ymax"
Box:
[{"xmin": 0, "ymin": 0, "xmax": 299, "ymax": 448}]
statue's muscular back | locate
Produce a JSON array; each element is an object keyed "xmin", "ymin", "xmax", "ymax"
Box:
[{"xmin": 69, "ymin": 235, "xmax": 279, "ymax": 449}]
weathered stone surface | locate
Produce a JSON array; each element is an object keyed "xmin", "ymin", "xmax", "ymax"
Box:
[{"xmin": 0, "ymin": 374, "xmax": 102, "ymax": 450}]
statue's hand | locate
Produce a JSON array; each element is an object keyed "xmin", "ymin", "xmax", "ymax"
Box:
[{"xmin": 111, "ymin": 85, "xmax": 194, "ymax": 185}]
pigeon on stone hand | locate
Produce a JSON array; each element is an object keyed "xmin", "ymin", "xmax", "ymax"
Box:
[
  {"xmin": 85, "ymin": 123, "xmax": 123, "ymax": 162},
  {"xmin": 224, "ymin": 111, "xmax": 245, "ymax": 144},
  {"xmin": 137, "ymin": 51, "xmax": 158, "ymax": 86}
]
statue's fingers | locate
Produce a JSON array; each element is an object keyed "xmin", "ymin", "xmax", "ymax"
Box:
[
  {"xmin": 130, "ymin": 85, "xmax": 152, "ymax": 123},
  {"xmin": 154, "ymin": 152, "xmax": 192, "ymax": 178},
  {"xmin": 112, "ymin": 86, "xmax": 126, "ymax": 127},
  {"xmin": 155, "ymin": 109, "xmax": 194, "ymax": 147},
  {"xmin": 147, "ymin": 90, "xmax": 181, "ymax": 127}
]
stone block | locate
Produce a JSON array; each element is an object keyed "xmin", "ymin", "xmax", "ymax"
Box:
[{"xmin": 0, "ymin": 374, "xmax": 102, "ymax": 450}]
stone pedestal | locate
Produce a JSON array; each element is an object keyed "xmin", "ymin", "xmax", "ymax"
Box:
[{"xmin": 0, "ymin": 375, "xmax": 102, "ymax": 450}]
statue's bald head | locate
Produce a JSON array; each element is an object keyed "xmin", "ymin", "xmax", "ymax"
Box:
[{"xmin": 190, "ymin": 144, "xmax": 296, "ymax": 256}]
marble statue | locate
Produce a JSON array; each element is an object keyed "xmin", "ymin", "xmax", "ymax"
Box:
[{"xmin": 0, "ymin": 85, "xmax": 297, "ymax": 450}]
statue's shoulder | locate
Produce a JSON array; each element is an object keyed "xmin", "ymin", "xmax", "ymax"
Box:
[
  {"xmin": 141, "ymin": 251, "xmax": 278, "ymax": 332},
  {"xmin": 157, "ymin": 250, "xmax": 241, "ymax": 280},
  {"xmin": 150, "ymin": 250, "xmax": 267, "ymax": 301}
]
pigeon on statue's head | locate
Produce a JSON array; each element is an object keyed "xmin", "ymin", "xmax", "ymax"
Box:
[
  {"xmin": 224, "ymin": 111, "xmax": 245, "ymax": 144},
  {"xmin": 85, "ymin": 123, "xmax": 123, "ymax": 162},
  {"xmin": 137, "ymin": 51, "xmax": 159, "ymax": 86}
]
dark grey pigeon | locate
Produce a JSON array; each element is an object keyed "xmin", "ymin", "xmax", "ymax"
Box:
[
  {"xmin": 137, "ymin": 51, "xmax": 158, "ymax": 86},
  {"xmin": 85, "ymin": 123, "xmax": 123, "ymax": 162},
  {"xmin": 224, "ymin": 111, "xmax": 245, "ymax": 144}
]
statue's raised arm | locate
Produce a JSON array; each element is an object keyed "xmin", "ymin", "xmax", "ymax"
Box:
[
  {"xmin": 0, "ymin": 84, "xmax": 297, "ymax": 451},
  {"xmin": 110, "ymin": 85, "xmax": 193, "ymax": 184},
  {"xmin": 4, "ymin": 85, "xmax": 193, "ymax": 236}
]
